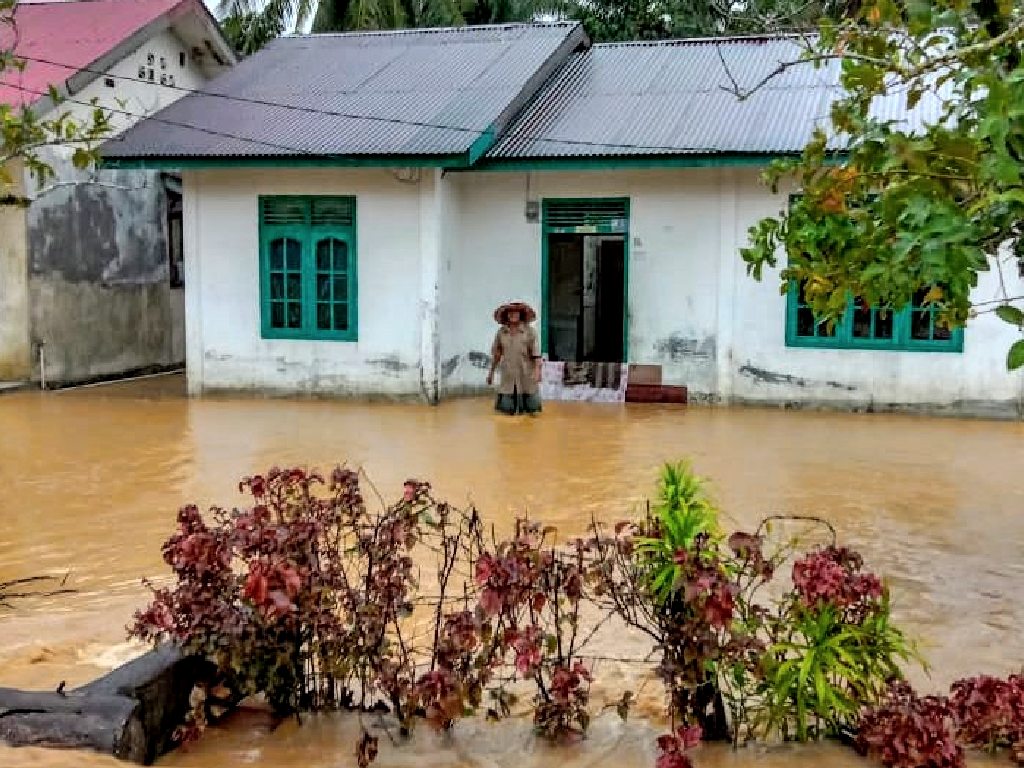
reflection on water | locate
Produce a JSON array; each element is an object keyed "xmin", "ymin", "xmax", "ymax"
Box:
[{"xmin": 1, "ymin": 375, "xmax": 1022, "ymax": 767}]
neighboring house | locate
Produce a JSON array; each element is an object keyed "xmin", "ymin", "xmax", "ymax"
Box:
[
  {"xmin": 102, "ymin": 23, "xmax": 1024, "ymax": 417},
  {"xmin": 0, "ymin": 0, "xmax": 234, "ymax": 385}
]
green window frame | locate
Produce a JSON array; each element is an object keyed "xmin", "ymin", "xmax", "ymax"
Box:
[
  {"xmin": 785, "ymin": 283, "xmax": 964, "ymax": 353},
  {"xmin": 783, "ymin": 192, "xmax": 962, "ymax": 353},
  {"xmin": 259, "ymin": 196, "xmax": 358, "ymax": 342}
]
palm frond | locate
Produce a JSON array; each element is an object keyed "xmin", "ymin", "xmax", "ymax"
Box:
[{"xmin": 219, "ymin": 0, "xmax": 318, "ymax": 32}]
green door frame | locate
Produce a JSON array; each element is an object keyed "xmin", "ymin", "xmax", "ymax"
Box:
[{"xmin": 540, "ymin": 197, "xmax": 631, "ymax": 363}]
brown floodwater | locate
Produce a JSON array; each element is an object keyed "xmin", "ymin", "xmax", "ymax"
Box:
[{"xmin": 0, "ymin": 374, "xmax": 1021, "ymax": 768}]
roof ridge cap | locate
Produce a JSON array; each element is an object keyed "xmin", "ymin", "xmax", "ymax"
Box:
[
  {"xmin": 592, "ymin": 31, "xmax": 816, "ymax": 48},
  {"xmin": 286, "ymin": 21, "xmax": 579, "ymax": 40}
]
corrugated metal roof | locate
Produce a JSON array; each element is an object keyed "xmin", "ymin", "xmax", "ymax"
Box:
[
  {"xmin": 487, "ymin": 35, "xmax": 947, "ymax": 158},
  {"xmin": 102, "ymin": 22, "xmax": 585, "ymax": 160},
  {"xmin": 0, "ymin": 0, "xmax": 187, "ymax": 107}
]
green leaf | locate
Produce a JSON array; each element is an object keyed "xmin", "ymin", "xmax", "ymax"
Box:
[
  {"xmin": 1008, "ymin": 340, "xmax": 1024, "ymax": 371},
  {"xmin": 992, "ymin": 189, "xmax": 1024, "ymax": 207},
  {"xmin": 71, "ymin": 148, "xmax": 92, "ymax": 170},
  {"xmin": 995, "ymin": 305, "xmax": 1024, "ymax": 328},
  {"xmin": 906, "ymin": 86, "xmax": 924, "ymax": 110}
]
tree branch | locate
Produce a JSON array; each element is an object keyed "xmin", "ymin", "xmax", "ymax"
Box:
[{"xmin": 718, "ymin": 18, "xmax": 1024, "ymax": 102}]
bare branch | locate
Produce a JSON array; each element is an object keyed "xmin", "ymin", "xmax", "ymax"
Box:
[
  {"xmin": 718, "ymin": 18, "xmax": 1024, "ymax": 102},
  {"xmin": 0, "ymin": 574, "xmax": 77, "ymax": 608}
]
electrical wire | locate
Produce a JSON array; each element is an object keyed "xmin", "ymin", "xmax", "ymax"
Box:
[
  {"xmin": 1, "ymin": 80, "xmax": 329, "ymax": 155},
  {"xmin": 9, "ymin": 51, "xmax": 760, "ymax": 155}
]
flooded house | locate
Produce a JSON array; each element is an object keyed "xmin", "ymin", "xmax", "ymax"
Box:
[
  {"xmin": 0, "ymin": 0, "xmax": 234, "ymax": 387},
  {"xmin": 101, "ymin": 23, "xmax": 1024, "ymax": 416}
]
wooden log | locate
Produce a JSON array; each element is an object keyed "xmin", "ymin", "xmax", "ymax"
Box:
[
  {"xmin": 0, "ymin": 646, "xmax": 217, "ymax": 765},
  {"xmin": 0, "ymin": 688, "xmax": 145, "ymax": 761}
]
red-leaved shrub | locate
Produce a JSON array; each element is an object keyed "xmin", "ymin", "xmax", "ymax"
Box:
[
  {"xmin": 792, "ymin": 545, "xmax": 883, "ymax": 619},
  {"xmin": 856, "ymin": 682, "xmax": 963, "ymax": 768},
  {"xmin": 949, "ymin": 674, "xmax": 1024, "ymax": 763},
  {"xmin": 655, "ymin": 724, "xmax": 702, "ymax": 768}
]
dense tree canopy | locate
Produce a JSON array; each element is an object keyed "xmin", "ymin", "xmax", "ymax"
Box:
[
  {"xmin": 0, "ymin": 0, "xmax": 111, "ymax": 205},
  {"xmin": 218, "ymin": 0, "xmax": 549, "ymax": 53},
  {"xmin": 572, "ymin": 0, "xmax": 863, "ymax": 43},
  {"xmin": 218, "ymin": 0, "xmax": 859, "ymax": 53},
  {"xmin": 741, "ymin": 0, "xmax": 1024, "ymax": 369}
]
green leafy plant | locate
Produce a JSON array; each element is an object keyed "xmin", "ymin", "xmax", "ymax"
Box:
[
  {"xmin": 752, "ymin": 547, "xmax": 919, "ymax": 743},
  {"xmin": 637, "ymin": 461, "xmax": 721, "ymax": 603},
  {"xmin": 761, "ymin": 598, "xmax": 914, "ymax": 741}
]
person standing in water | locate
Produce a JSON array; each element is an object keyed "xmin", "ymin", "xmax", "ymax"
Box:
[{"xmin": 487, "ymin": 301, "xmax": 542, "ymax": 415}]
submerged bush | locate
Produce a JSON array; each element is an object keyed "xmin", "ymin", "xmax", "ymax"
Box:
[
  {"xmin": 755, "ymin": 545, "xmax": 914, "ymax": 741},
  {"xmin": 584, "ymin": 464, "xmax": 917, "ymax": 750},
  {"xmin": 133, "ymin": 468, "xmax": 613, "ymax": 759},
  {"xmin": 132, "ymin": 461, "xmax": 970, "ymax": 768},
  {"xmin": 655, "ymin": 724, "xmax": 702, "ymax": 768},
  {"xmin": 132, "ymin": 468, "xmax": 427, "ymax": 716},
  {"xmin": 856, "ymin": 674, "xmax": 1024, "ymax": 768},
  {"xmin": 856, "ymin": 682, "xmax": 963, "ymax": 768},
  {"xmin": 949, "ymin": 674, "xmax": 1024, "ymax": 763}
]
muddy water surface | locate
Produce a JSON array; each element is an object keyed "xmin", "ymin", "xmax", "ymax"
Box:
[{"xmin": 1, "ymin": 375, "xmax": 1022, "ymax": 768}]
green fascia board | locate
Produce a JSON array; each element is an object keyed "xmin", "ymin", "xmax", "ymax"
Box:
[
  {"xmin": 101, "ymin": 146, "xmax": 849, "ymax": 173},
  {"xmin": 466, "ymin": 126, "xmax": 498, "ymax": 166},
  {"xmin": 466, "ymin": 151, "xmax": 849, "ymax": 172},
  {"xmin": 100, "ymin": 123, "xmax": 502, "ymax": 172},
  {"xmin": 101, "ymin": 153, "xmax": 469, "ymax": 171}
]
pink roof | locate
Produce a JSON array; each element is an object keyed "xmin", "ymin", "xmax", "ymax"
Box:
[{"xmin": 0, "ymin": 0, "xmax": 188, "ymax": 106}]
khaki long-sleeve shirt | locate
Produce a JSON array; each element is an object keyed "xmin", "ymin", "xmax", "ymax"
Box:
[{"xmin": 491, "ymin": 325, "xmax": 540, "ymax": 396}]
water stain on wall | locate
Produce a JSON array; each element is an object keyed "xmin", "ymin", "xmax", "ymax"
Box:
[
  {"xmin": 23, "ymin": 160, "xmax": 181, "ymax": 384},
  {"xmin": 28, "ymin": 175, "xmax": 166, "ymax": 284},
  {"xmin": 369, "ymin": 355, "xmax": 413, "ymax": 376},
  {"xmin": 466, "ymin": 351, "xmax": 492, "ymax": 369},
  {"xmin": 655, "ymin": 334, "xmax": 715, "ymax": 361},
  {"xmin": 738, "ymin": 364, "xmax": 856, "ymax": 391},
  {"xmin": 441, "ymin": 355, "xmax": 460, "ymax": 379}
]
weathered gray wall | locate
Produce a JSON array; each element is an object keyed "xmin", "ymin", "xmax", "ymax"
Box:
[
  {"xmin": 26, "ymin": 157, "xmax": 184, "ymax": 385},
  {"xmin": 0, "ymin": 161, "xmax": 32, "ymax": 381}
]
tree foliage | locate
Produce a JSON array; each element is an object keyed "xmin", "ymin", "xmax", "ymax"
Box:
[
  {"xmin": 568, "ymin": 0, "xmax": 863, "ymax": 43},
  {"xmin": 217, "ymin": 0, "xmax": 859, "ymax": 54},
  {"xmin": 741, "ymin": 0, "xmax": 1024, "ymax": 369},
  {"xmin": 0, "ymin": 0, "xmax": 112, "ymax": 205},
  {"xmin": 217, "ymin": 0, "xmax": 549, "ymax": 54}
]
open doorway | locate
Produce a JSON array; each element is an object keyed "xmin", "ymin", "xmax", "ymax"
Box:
[
  {"xmin": 543, "ymin": 199, "xmax": 628, "ymax": 365},
  {"xmin": 547, "ymin": 234, "xmax": 625, "ymax": 362}
]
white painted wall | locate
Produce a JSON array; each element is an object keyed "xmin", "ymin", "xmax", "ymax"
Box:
[
  {"xmin": 55, "ymin": 27, "xmax": 210, "ymax": 135},
  {"xmin": 443, "ymin": 169, "xmax": 723, "ymax": 396},
  {"xmin": 443, "ymin": 167, "xmax": 1023, "ymax": 415},
  {"xmin": 184, "ymin": 167, "xmax": 426, "ymax": 397},
  {"xmin": 185, "ymin": 164, "xmax": 1024, "ymax": 415},
  {"xmin": 726, "ymin": 168, "xmax": 1024, "ymax": 415}
]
